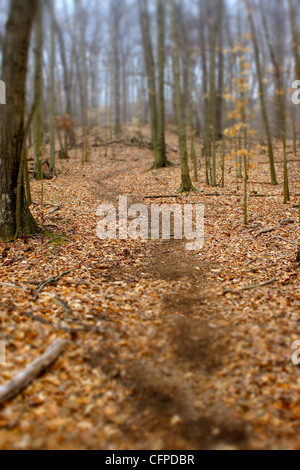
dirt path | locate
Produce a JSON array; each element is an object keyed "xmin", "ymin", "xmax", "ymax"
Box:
[{"xmin": 91, "ymin": 159, "xmax": 248, "ymax": 450}]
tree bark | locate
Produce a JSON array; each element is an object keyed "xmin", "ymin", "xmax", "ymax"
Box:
[
  {"xmin": 208, "ymin": 0, "xmax": 220, "ymax": 187},
  {"xmin": 179, "ymin": 0, "xmax": 198, "ymax": 181},
  {"xmin": 138, "ymin": 0, "xmax": 158, "ymax": 163},
  {"xmin": 110, "ymin": 0, "xmax": 122, "ymax": 136},
  {"xmin": 0, "ymin": 0, "xmax": 40, "ymax": 242},
  {"xmin": 216, "ymin": 0, "xmax": 224, "ymax": 140},
  {"xmin": 33, "ymin": 0, "xmax": 44, "ymax": 180},
  {"xmin": 75, "ymin": 0, "xmax": 89, "ymax": 163},
  {"xmin": 49, "ymin": 0, "xmax": 56, "ymax": 176},
  {"xmin": 246, "ymin": 0, "xmax": 277, "ymax": 185},
  {"xmin": 156, "ymin": 0, "xmax": 169, "ymax": 168},
  {"xmin": 56, "ymin": 21, "xmax": 76, "ymax": 148},
  {"xmin": 260, "ymin": 0, "xmax": 286, "ymax": 139},
  {"xmin": 288, "ymin": 0, "xmax": 300, "ymax": 79},
  {"xmin": 169, "ymin": 0, "xmax": 194, "ymax": 192}
]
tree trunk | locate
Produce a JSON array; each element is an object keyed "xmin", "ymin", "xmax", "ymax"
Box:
[
  {"xmin": 49, "ymin": 0, "xmax": 56, "ymax": 176},
  {"xmin": 75, "ymin": 0, "xmax": 89, "ymax": 163},
  {"xmin": 156, "ymin": 0, "xmax": 171, "ymax": 168},
  {"xmin": 260, "ymin": 0, "xmax": 286, "ymax": 139},
  {"xmin": 169, "ymin": 0, "xmax": 194, "ymax": 192},
  {"xmin": 199, "ymin": 0, "xmax": 210, "ymax": 185},
  {"xmin": 216, "ymin": 0, "xmax": 224, "ymax": 140},
  {"xmin": 56, "ymin": 21, "xmax": 76, "ymax": 148},
  {"xmin": 0, "ymin": 0, "xmax": 40, "ymax": 242},
  {"xmin": 138, "ymin": 0, "xmax": 158, "ymax": 164},
  {"xmin": 246, "ymin": 0, "xmax": 277, "ymax": 185},
  {"xmin": 288, "ymin": 0, "xmax": 300, "ymax": 79},
  {"xmin": 208, "ymin": 0, "xmax": 220, "ymax": 187},
  {"xmin": 111, "ymin": 2, "xmax": 122, "ymax": 136},
  {"xmin": 33, "ymin": 0, "xmax": 44, "ymax": 180},
  {"xmin": 179, "ymin": 0, "xmax": 198, "ymax": 181}
]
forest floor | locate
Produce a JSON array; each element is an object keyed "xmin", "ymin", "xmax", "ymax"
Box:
[{"xmin": 0, "ymin": 126, "xmax": 300, "ymax": 450}]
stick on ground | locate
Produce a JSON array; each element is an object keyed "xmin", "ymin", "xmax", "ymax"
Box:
[
  {"xmin": 34, "ymin": 271, "xmax": 71, "ymax": 300},
  {"xmin": 254, "ymin": 219, "xmax": 295, "ymax": 238},
  {"xmin": 223, "ymin": 278, "xmax": 278, "ymax": 295},
  {"xmin": 49, "ymin": 204, "xmax": 62, "ymax": 214},
  {"xmin": 273, "ymin": 236, "xmax": 297, "ymax": 246},
  {"xmin": 0, "ymin": 282, "xmax": 25, "ymax": 290},
  {"xmin": 0, "ymin": 339, "xmax": 68, "ymax": 405}
]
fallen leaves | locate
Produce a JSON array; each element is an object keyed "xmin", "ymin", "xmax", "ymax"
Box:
[{"xmin": 0, "ymin": 128, "xmax": 299, "ymax": 449}]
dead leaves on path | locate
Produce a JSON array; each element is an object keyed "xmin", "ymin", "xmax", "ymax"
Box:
[{"xmin": 0, "ymin": 129, "xmax": 300, "ymax": 449}]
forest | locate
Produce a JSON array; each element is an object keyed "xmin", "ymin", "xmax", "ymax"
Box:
[{"xmin": 0, "ymin": 0, "xmax": 300, "ymax": 452}]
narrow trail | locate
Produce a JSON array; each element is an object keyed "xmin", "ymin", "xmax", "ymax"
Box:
[{"xmin": 92, "ymin": 159, "xmax": 249, "ymax": 450}]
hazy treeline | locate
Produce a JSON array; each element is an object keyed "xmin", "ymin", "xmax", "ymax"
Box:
[{"xmin": 0, "ymin": 0, "xmax": 298, "ymax": 139}]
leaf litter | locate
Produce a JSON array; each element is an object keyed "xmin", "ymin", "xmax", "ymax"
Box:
[{"xmin": 0, "ymin": 127, "xmax": 299, "ymax": 449}]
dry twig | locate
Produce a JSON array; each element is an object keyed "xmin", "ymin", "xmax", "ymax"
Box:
[{"xmin": 0, "ymin": 340, "xmax": 69, "ymax": 405}]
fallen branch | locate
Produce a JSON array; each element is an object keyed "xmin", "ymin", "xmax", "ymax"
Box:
[
  {"xmin": 21, "ymin": 311, "xmax": 51, "ymax": 326},
  {"xmin": 144, "ymin": 195, "xmax": 181, "ymax": 199},
  {"xmin": 92, "ymin": 139, "xmax": 152, "ymax": 150},
  {"xmin": 49, "ymin": 204, "xmax": 62, "ymax": 215},
  {"xmin": 254, "ymin": 226, "xmax": 278, "ymax": 238},
  {"xmin": 3, "ymin": 257, "xmax": 26, "ymax": 267},
  {"xmin": 0, "ymin": 339, "xmax": 68, "ymax": 405},
  {"xmin": 273, "ymin": 236, "xmax": 297, "ymax": 246},
  {"xmin": 54, "ymin": 294, "xmax": 72, "ymax": 315},
  {"xmin": 92, "ymin": 139, "xmax": 124, "ymax": 147},
  {"xmin": 223, "ymin": 278, "xmax": 278, "ymax": 295},
  {"xmin": 34, "ymin": 271, "xmax": 71, "ymax": 300},
  {"xmin": 0, "ymin": 282, "xmax": 25, "ymax": 290},
  {"xmin": 144, "ymin": 193, "xmax": 273, "ymax": 200},
  {"xmin": 254, "ymin": 219, "xmax": 295, "ymax": 238},
  {"xmin": 32, "ymin": 202, "xmax": 60, "ymax": 208}
]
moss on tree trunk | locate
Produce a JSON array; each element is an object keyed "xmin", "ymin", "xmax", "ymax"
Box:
[{"xmin": 0, "ymin": 189, "xmax": 40, "ymax": 242}]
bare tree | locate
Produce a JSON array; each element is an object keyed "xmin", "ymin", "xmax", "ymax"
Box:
[
  {"xmin": 169, "ymin": 0, "xmax": 194, "ymax": 192},
  {"xmin": 49, "ymin": 0, "xmax": 56, "ymax": 175},
  {"xmin": 138, "ymin": 0, "xmax": 158, "ymax": 163},
  {"xmin": 245, "ymin": 0, "xmax": 277, "ymax": 185},
  {"xmin": 33, "ymin": 0, "xmax": 44, "ymax": 180},
  {"xmin": 156, "ymin": 0, "xmax": 169, "ymax": 168},
  {"xmin": 0, "ymin": 0, "xmax": 39, "ymax": 242},
  {"xmin": 75, "ymin": 0, "xmax": 89, "ymax": 162},
  {"xmin": 110, "ymin": 0, "xmax": 123, "ymax": 136}
]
